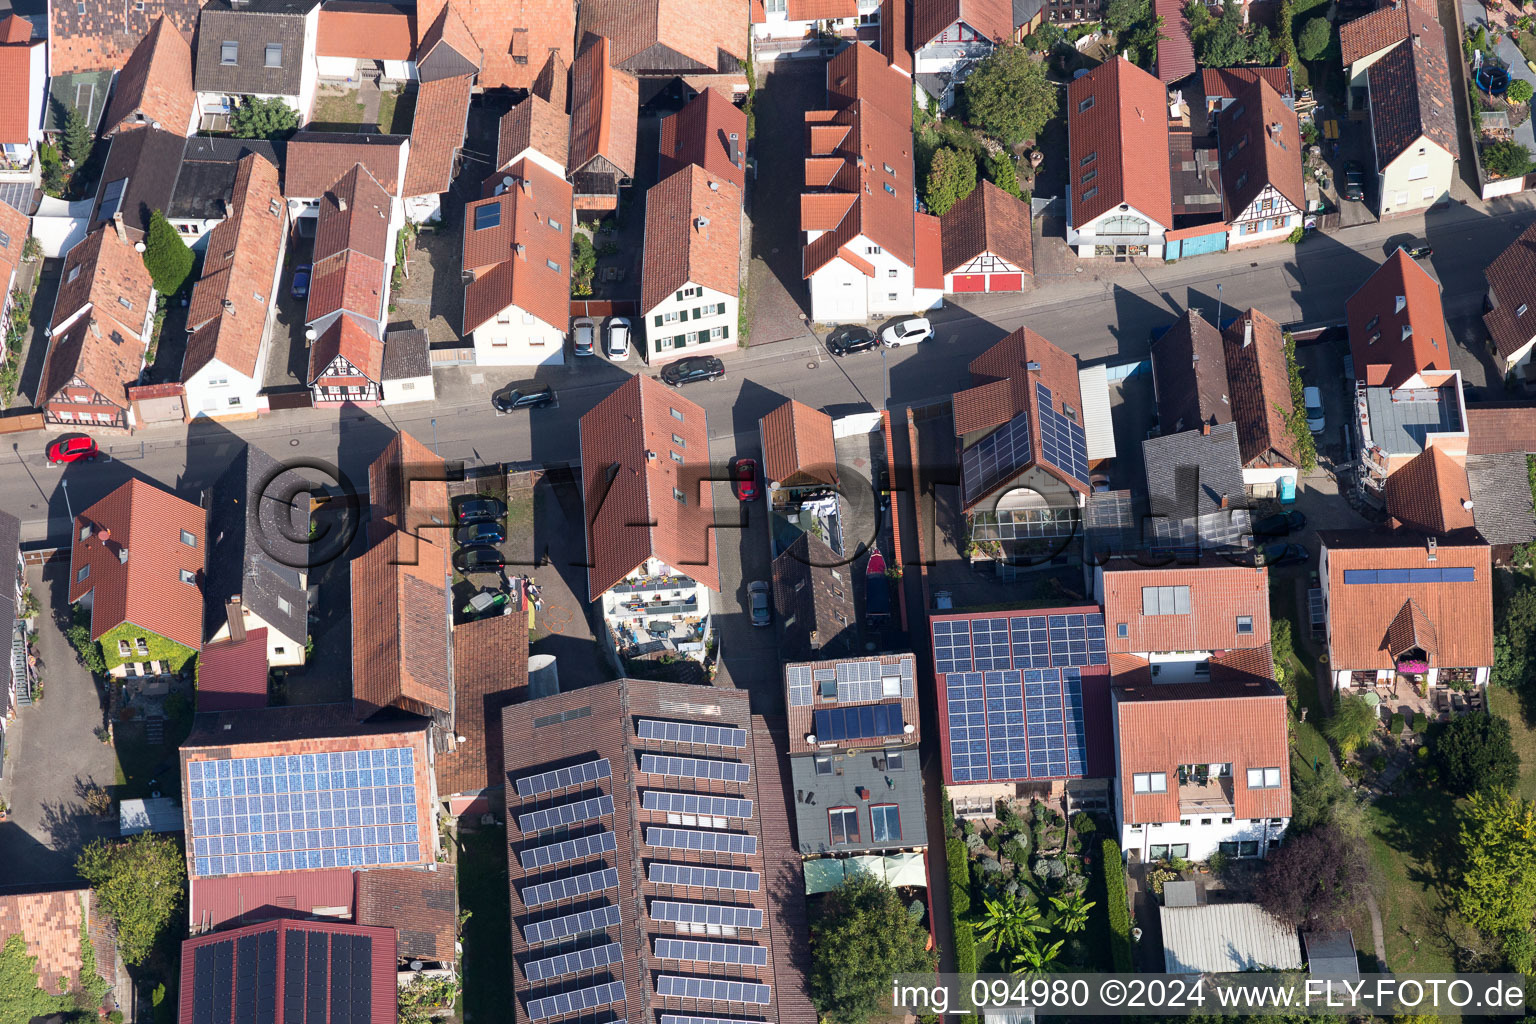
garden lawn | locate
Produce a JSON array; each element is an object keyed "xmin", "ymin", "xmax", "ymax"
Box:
[
  {"xmin": 1363, "ymin": 791, "xmax": 1460, "ymax": 973},
  {"xmin": 113, "ymin": 695, "xmax": 194, "ymax": 801},
  {"xmin": 378, "ymin": 87, "xmax": 415, "ymax": 134},
  {"xmin": 456, "ymin": 825, "xmax": 511, "ymax": 1024},
  {"xmin": 1270, "ymin": 580, "xmax": 1322, "ymax": 720},
  {"xmin": 310, "ymin": 91, "xmax": 367, "ymax": 125},
  {"xmin": 1489, "ymin": 684, "xmax": 1536, "ymax": 801}
]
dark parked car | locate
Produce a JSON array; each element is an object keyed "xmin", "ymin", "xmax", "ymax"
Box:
[
  {"xmin": 827, "ymin": 325, "xmax": 878, "ymax": 356},
  {"xmin": 456, "ymin": 522, "xmax": 505, "ymax": 546},
  {"xmin": 492, "ymin": 381, "xmax": 556, "ymax": 412},
  {"xmin": 659, "ymin": 356, "xmax": 725, "ymax": 388},
  {"xmin": 455, "ymin": 497, "xmax": 507, "ymax": 525},
  {"xmin": 454, "ymin": 546, "xmax": 505, "ymax": 573},
  {"xmin": 1257, "ymin": 541, "xmax": 1309, "ymax": 568},
  {"xmin": 291, "ymin": 264, "xmax": 311, "ymax": 298},
  {"xmin": 1252, "ymin": 511, "xmax": 1306, "ymax": 538},
  {"xmin": 748, "ymin": 580, "xmax": 771, "ymax": 627},
  {"xmin": 1342, "ymin": 162, "xmax": 1365, "ymax": 201}
]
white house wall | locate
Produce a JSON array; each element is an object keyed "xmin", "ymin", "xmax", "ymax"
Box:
[
  {"xmin": 806, "ymin": 231, "xmax": 938, "ymax": 323},
  {"xmin": 643, "ymin": 281, "xmax": 737, "ymax": 363},
  {"xmin": 382, "ymin": 372, "xmax": 434, "ymax": 403},
  {"xmin": 298, "ymin": 7, "xmax": 321, "ymax": 124},
  {"xmin": 472, "ymin": 304, "xmax": 566, "ymax": 366},
  {"xmin": 210, "ymin": 604, "xmax": 306, "ymax": 666},
  {"xmin": 1377, "ymin": 138, "xmax": 1454, "ymax": 217},
  {"xmin": 1120, "ymin": 815, "xmax": 1288, "ymax": 862},
  {"xmin": 1230, "ymin": 184, "xmax": 1300, "ymax": 244},
  {"xmin": 1067, "ymin": 201, "xmax": 1168, "ymax": 258}
]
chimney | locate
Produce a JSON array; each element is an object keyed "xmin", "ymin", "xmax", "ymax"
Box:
[
  {"xmin": 112, "ymin": 211, "xmax": 128, "ymax": 245},
  {"xmin": 226, "ymin": 596, "xmax": 246, "ymax": 643},
  {"xmin": 118, "ymin": 547, "xmax": 129, "ymax": 564},
  {"xmin": 337, "ymin": 196, "xmax": 348, "ymax": 212},
  {"xmin": 1426, "ymin": 536, "xmax": 1438, "ymax": 562},
  {"xmin": 695, "ymin": 216, "xmax": 710, "ymax": 230},
  {"xmin": 645, "ymin": 450, "xmax": 657, "ymax": 462},
  {"xmin": 728, "ymin": 135, "xmax": 740, "ymax": 166},
  {"xmin": 520, "ymin": 177, "xmax": 532, "ymax": 197},
  {"xmin": 1243, "ymin": 320, "xmax": 1253, "ymax": 347},
  {"xmin": 515, "ymin": 242, "xmax": 526, "ymax": 259},
  {"xmin": 1026, "ymin": 360, "xmax": 1041, "ymax": 371}
]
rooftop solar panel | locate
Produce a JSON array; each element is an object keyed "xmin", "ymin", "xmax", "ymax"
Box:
[
  {"xmin": 941, "ymin": 664, "xmax": 1088, "ymax": 784},
  {"xmin": 521, "ymin": 867, "xmax": 621, "ymax": 909},
  {"xmin": 655, "ymin": 976, "xmax": 771, "ymax": 1005},
  {"xmin": 525, "ymin": 980, "xmax": 626, "ymax": 1021},
  {"xmin": 1036, "ymin": 383, "xmax": 1090, "ymax": 486},
  {"xmin": 637, "ymin": 719, "xmax": 749, "ymax": 748},
  {"xmin": 518, "ymin": 830, "xmax": 617, "ymax": 871},
  {"xmin": 649, "ymin": 901, "xmax": 764, "ymax": 929},
  {"xmin": 517, "ymin": 795, "xmax": 615, "ymax": 835},
  {"xmin": 661, "ymin": 1016, "xmax": 767, "ymax": 1024},
  {"xmin": 185, "ymin": 746, "xmax": 420, "ymax": 878},
  {"xmin": 641, "ymin": 791, "xmax": 754, "ymax": 819},
  {"xmin": 639, "ymin": 754, "xmax": 750, "ymax": 783},
  {"xmin": 645, "ymin": 827, "xmax": 759, "ymax": 855},
  {"xmin": 786, "ymin": 665, "xmax": 814, "ymax": 708},
  {"xmin": 932, "ymin": 619, "xmax": 972, "ymax": 674},
  {"xmin": 522, "ymin": 941, "xmax": 624, "ymax": 983},
  {"xmin": 962, "ymin": 411, "xmax": 1031, "ymax": 505},
  {"xmin": 521, "ymin": 903, "xmax": 622, "ymax": 945},
  {"xmin": 654, "ymin": 938, "xmax": 769, "ymax": 966},
  {"xmin": 811, "ymin": 704, "xmax": 906, "ymax": 742},
  {"xmin": 648, "ymin": 863, "xmax": 761, "ymax": 891},
  {"xmin": 1342, "ymin": 567, "xmax": 1477, "ymax": 584},
  {"xmin": 514, "ymin": 758, "xmax": 612, "ymax": 798}
]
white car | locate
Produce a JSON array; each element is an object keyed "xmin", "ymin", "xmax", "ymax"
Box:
[
  {"xmin": 606, "ymin": 317, "xmax": 631, "ymax": 360},
  {"xmin": 1303, "ymin": 386, "xmax": 1325, "ymax": 433},
  {"xmin": 572, "ymin": 317, "xmax": 597, "ymax": 357},
  {"xmin": 881, "ymin": 317, "xmax": 933, "ymax": 347}
]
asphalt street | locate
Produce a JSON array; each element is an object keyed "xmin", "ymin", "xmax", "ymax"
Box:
[{"xmin": 4, "ymin": 193, "xmax": 1532, "ymax": 548}]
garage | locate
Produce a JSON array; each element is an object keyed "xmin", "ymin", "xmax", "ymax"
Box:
[
  {"xmin": 951, "ymin": 274, "xmax": 985, "ymax": 292},
  {"xmin": 988, "ymin": 273, "xmax": 1023, "ymax": 291}
]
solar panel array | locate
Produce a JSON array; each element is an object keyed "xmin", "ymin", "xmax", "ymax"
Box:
[
  {"xmin": 786, "ymin": 665, "xmax": 815, "ymax": 708},
  {"xmin": 518, "ymin": 795, "xmax": 615, "ymax": 835},
  {"xmin": 649, "ymin": 864, "xmax": 761, "ymax": 891},
  {"xmin": 656, "ymin": 976, "xmax": 771, "ymax": 1005},
  {"xmin": 662, "ymin": 1016, "xmax": 766, "ymax": 1024},
  {"xmin": 526, "ymin": 980, "xmax": 626, "ymax": 1021},
  {"xmin": 515, "ymin": 758, "xmax": 612, "ymax": 798},
  {"xmin": 787, "ymin": 658, "xmax": 915, "ymax": 708},
  {"xmin": 655, "ymin": 938, "xmax": 770, "ymax": 966},
  {"xmin": 640, "ymin": 754, "xmax": 751, "ymax": 783},
  {"xmin": 523, "ymin": 942, "xmax": 624, "ymax": 983},
  {"xmin": 945, "ymin": 668, "xmax": 1087, "ymax": 782},
  {"xmin": 519, "ymin": 830, "xmax": 617, "ymax": 871},
  {"xmin": 812, "ymin": 704, "xmax": 906, "ymax": 742},
  {"xmin": 186, "ymin": 747, "xmax": 420, "ymax": 878},
  {"xmin": 521, "ymin": 867, "xmax": 620, "ymax": 909},
  {"xmin": 933, "ymin": 612, "xmax": 1108, "ymax": 675},
  {"xmin": 642, "ymin": 791, "xmax": 753, "ymax": 819},
  {"xmin": 1342, "ymin": 567, "xmax": 1477, "ymax": 584},
  {"xmin": 962, "ymin": 411, "xmax": 1031, "ymax": 502},
  {"xmin": 1035, "ymin": 383, "xmax": 1090, "ymax": 486},
  {"xmin": 649, "ymin": 901, "xmax": 764, "ymax": 929},
  {"xmin": 638, "ymin": 719, "xmax": 748, "ymax": 748},
  {"xmin": 522, "ymin": 903, "xmax": 623, "ymax": 945},
  {"xmin": 646, "ymin": 827, "xmax": 759, "ymax": 855}
]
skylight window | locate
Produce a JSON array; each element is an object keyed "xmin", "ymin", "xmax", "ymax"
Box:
[
  {"xmin": 473, "ymin": 204, "xmax": 500, "ymax": 230},
  {"xmin": 220, "ymin": 40, "xmax": 238, "ymax": 65}
]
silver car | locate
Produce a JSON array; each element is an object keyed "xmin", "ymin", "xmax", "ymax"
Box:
[
  {"xmin": 606, "ymin": 317, "xmax": 631, "ymax": 360},
  {"xmin": 572, "ymin": 317, "xmax": 597, "ymax": 357},
  {"xmin": 748, "ymin": 580, "xmax": 771, "ymax": 627}
]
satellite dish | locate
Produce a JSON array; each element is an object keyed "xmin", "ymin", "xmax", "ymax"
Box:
[
  {"xmin": 805, "ymin": 734, "xmax": 816, "ymax": 744},
  {"xmin": 134, "ymin": 241, "xmax": 146, "ymax": 252}
]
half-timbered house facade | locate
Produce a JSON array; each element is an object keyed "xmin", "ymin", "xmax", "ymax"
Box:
[{"xmin": 307, "ymin": 313, "xmax": 383, "ymax": 406}]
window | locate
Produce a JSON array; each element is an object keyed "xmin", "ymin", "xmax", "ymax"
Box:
[
  {"xmin": 548, "ymin": 217, "xmax": 562, "ymax": 231},
  {"xmin": 1239, "ymin": 840, "xmax": 1260, "ymax": 856},
  {"xmin": 883, "ymin": 183, "xmax": 895, "ymax": 195},
  {"xmin": 882, "ymin": 162, "xmax": 894, "ymax": 174},
  {"xmin": 670, "ymin": 451, "xmax": 684, "ymax": 464},
  {"xmin": 870, "ymin": 804, "xmax": 901, "ymax": 843},
  {"xmin": 118, "ymin": 640, "xmax": 131, "ymax": 656},
  {"xmin": 1408, "ymin": 164, "xmax": 1428, "ymax": 181},
  {"xmin": 671, "ymin": 433, "xmax": 685, "ymax": 447},
  {"xmin": 179, "ymin": 569, "xmax": 196, "ymax": 585},
  {"xmin": 709, "ymin": 326, "xmax": 725, "ymax": 339},
  {"xmin": 1148, "ymin": 844, "xmax": 1168, "ymax": 860},
  {"xmin": 885, "ymin": 751, "xmax": 905, "ymax": 771},
  {"xmin": 673, "ymin": 487, "xmax": 686, "ymax": 504},
  {"xmin": 77, "ymin": 565, "xmax": 90, "ymax": 583},
  {"xmin": 828, "ymin": 807, "xmax": 859, "ymax": 844},
  {"xmin": 1236, "ymin": 615, "xmax": 1253, "ymax": 634},
  {"xmin": 473, "ymin": 204, "xmax": 500, "ymax": 230},
  {"xmin": 1081, "ymin": 168, "xmax": 1097, "ymax": 184},
  {"xmin": 1078, "ymin": 96, "xmax": 1094, "ymax": 113},
  {"xmin": 264, "ymin": 44, "xmax": 282, "ymax": 67},
  {"xmin": 1116, "ymin": 622, "xmax": 1128, "ymax": 638},
  {"xmin": 886, "ymin": 293, "xmax": 897, "ymax": 301},
  {"xmin": 814, "ymin": 756, "xmax": 833, "ymax": 776},
  {"xmin": 1082, "ymin": 186, "xmax": 1099, "ymax": 201},
  {"xmin": 887, "ymin": 269, "xmax": 897, "ymax": 278},
  {"xmin": 1141, "ymin": 585, "xmax": 1190, "ymax": 616},
  {"xmin": 545, "ymin": 259, "xmax": 560, "ymax": 272},
  {"xmin": 75, "ymin": 0, "xmax": 84, "ymax": 12},
  {"xmin": 670, "ymin": 407, "xmax": 684, "ymax": 421},
  {"xmin": 79, "ymin": 524, "xmax": 92, "ymax": 541},
  {"xmin": 276, "ymin": 596, "xmax": 292, "ymax": 616},
  {"xmin": 1080, "ymin": 151, "xmax": 1097, "ymax": 167},
  {"xmin": 1246, "ymin": 767, "xmax": 1282, "ymax": 788},
  {"xmin": 221, "ymin": 41, "xmax": 238, "ymax": 64},
  {"xmin": 867, "ymin": 245, "xmax": 882, "ymax": 255},
  {"xmin": 180, "ymin": 529, "xmax": 196, "ymax": 547},
  {"xmin": 662, "ymin": 311, "xmax": 680, "ymax": 324},
  {"xmin": 68, "ymin": 265, "xmax": 81, "ymax": 284},
  {"xmin": 1132, "ymin": 772, "xmax": 1167, "ymax": 793}
]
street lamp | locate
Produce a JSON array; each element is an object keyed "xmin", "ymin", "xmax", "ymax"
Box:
[
  {"xmin": 431, "ymin": 418, "xmax": 439, "ymax": 455},
  {"xmin": 61, "ymin": 477, "xmax": 72, "ymax": 522},
  {"xmin": 880, "ymin": 345, "xmax": 889, "ymax": 411},
  {"xmin": 1215, "ymin": 283, "xmax": 1223, "ymax": 328}
]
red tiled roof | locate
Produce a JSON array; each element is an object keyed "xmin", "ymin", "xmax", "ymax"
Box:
[
  {"xmin": 641, "ymin": 165, "xmax": 740, "ymax": 315},
  {"xmin": 881, "ymin": 0, "xmax": 911, "ymax": 74},
  {"xmin": 41, "ymin": 226, "xmax": 155, "ymax": 410},
  {"xmin": 1217, "ymin": 76, "xmax": 1305, "ymax": 218},
  {"xmin": 938, "ymin": 179, "xmax": 1033, "ymax": 276},
  {"xmin": 368, "ymin": 428, "xmax": 449, "ymax": 535},
  {"xmin": 195, "ymin": 628, "xmax": 268, "ymax": 712},
  {"xmin": 461, "ymin": 158, "xmax": 574, "ymax": 335},
  {"xmin": 68, "ymin": 477, "xmax": 206, "ymax": 649},
  {"xmin": 1222, "ymin": 307, "xmax": 1299, "ymax": 468},
  {"xmin": 101, "ymin": 16, "xmax": 193, "ymax": 136},
  {"xmin": 1150, "ymin": 310, "xmax": 1229, "ymax": 435},
  {"xmin": 1466, "ymin": 405, "xmax": 1536, "ymax": 455},
  {"xmin": 436, "ymin": 611, "xmax": 529, "ymax": 798},
  {"xmin": 415, "ymin": 0, "xmax": 481, "ymax": 78},
  {"xmin": 1067, "ymin": 56, "xmax": 1173, "ymax": 230},
  {"xmin": 0, "ymin": 197, "xmax": 29, "ymax": 296},
  {"xmin": 801, "ymin": 192, "xmax": 856, "ymax": 230},
  {"xmin": 912, "ymin": 0, "xmax": 1012, "ymax": 50},
  {"xmin": 1102, "ymin": 560, "xmax": 1271, "ymax": 654},
  {"xmin": 314, "ymin": 163, "xmax": 393, "ymax": 267},
  {"xmin": 0, "ymin": 23, "xmax": 24, "ymax": 143},
  {"xmin": 760, "ymin": 398, "xmax": 838, "ymax": 488},
  {"xmin": 1483, "ymin": 222, "xmax": 1536, "ymax": 362},
  {"xmin": 183, "ymin": 154, "xmax": 286, "ymax": 381},
  {"xmin": 306, "ymin": 250, "xmax": 387, "ymax": 327},
  {"xmin": 1366, "ymin": 16, "xmax": 1456, "ymax": 169},
  {"xmin": 1339, "ymin": 2, "xmax": 1408, "ymax": 65},
  {"xmin": 658, "ymin": 88, "xmax": 747, "ymax": 190},
  {"xmin": 1384, "ymin": 445, "xmax": 1473, "ymax": 535},
  {"xmin": 308, "ymin": 312, "xmax": 384, "ymax": 385},
  {"xmin": 416, "ymin": 0, "xmax": 568, "ymax": 92},
  {"xmin": 1113, "ymin": 681, "xmax": 1290, "ymax": 824},
  {"xmin": 569, "ymin": 37, "xmax": 640, "ymax": 177},
  {"xmin": 915, "ymin": 210, "xmax": 943, "ymax": 290},
  {"xmin": 1201, "ymin": 65, "xmax": 1293, "ymax": 102},
  {"xmin": 403, "ymin": 73, "xmax": 472, "ymax": 197},
  {"xmin": 317, "ymin": 2, "xmax": 416, "ymax": 60},
  {"xmin": 580, "ymin": 374, "xmax": 720, "ymax": 598},
  {"xmin": 1320, "ymin": 530, "xmax": 1492, "ymax": 671},
  {"xmin": 0, "ymin": 888, "xmax": 105, "ymax": 998},
  {"xmin": 577, "ymin": 0, "xmax": 747, "ymax": 72},
  {"xmin": 1346, "ymin": 248, "xmax": 1449, "ymax": 389},
  {"xmin": 1154, "ymin": 0, "xmax": 1195, "ymax": 83},
  {"xmin": 0, "ymin": 13, "xmax": 28, "ymax": 43},
  {"xmin": 354, "ymin": 867, "xmax": 457, "ymax": 961},
  {"xmin": 284, "ymin": 133, "xmax": 406, "ymax": 198},
  {"xmin": 498, "ymin": 94, "xmax": 569, "ymax": 172},
  {"xmin": 788, "ymin": 0, "xmax": 857, "ymax": 19},
  {"xmin": 48, "ymin": 0, "xmax": 198, "ymax": 75}
]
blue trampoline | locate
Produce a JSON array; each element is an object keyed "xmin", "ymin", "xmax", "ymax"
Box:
[{"xmin": 1479, "ymin": 66, "xmax": 1510, "ymax": 96}]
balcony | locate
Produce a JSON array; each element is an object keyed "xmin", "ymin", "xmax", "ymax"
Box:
[
  {"xmin": 1178, "ymin": 776, "xmax": 1234, "ymax": 815},
  {"xmin": 611, "ymin": 574, "xmax": 695, "ymax": 596}
]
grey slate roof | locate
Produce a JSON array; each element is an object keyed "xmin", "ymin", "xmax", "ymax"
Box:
[
  {"xmin": 788, "ymin": 748, "xmax": 926, "ymax": 856},
  {"xmin": 168, "ymin": 137, "xmax": 282, "ymax": 220},
  {"xmin": 204, "ymin": 442, "xmax": 312, "ymax": 647},
  {"xmin": 43, "ymin": 70, "xmax": 114, "ymax": 132},
  {"xmin": 0, "ymin": 510, "xmax": 19, "ymax": 698},
  {"xmin": 1141, "ymin": 423, "xmax": 1251, "ymax": 551},
  {"xmin": 772, "ymin": 532, "xmax": 856, "ymax": 663},
  {"xmin": 1467, "ymin": 452, "xmax": 1536, "ymax": 546},
  {"xmin": 90, "ymin": 126, "xmax": 187, "ymax": 235},
  {"xmin": 194, "ymin": 0, "xmax": 316, "ymax": 98},
  {"xmin": 381, "ymin": 327, "xmax": 430, "ymax": 380}
]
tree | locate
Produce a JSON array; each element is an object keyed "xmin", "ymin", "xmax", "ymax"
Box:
[
  {"xmin": 809, "ymin": 873, "xmax": 935, "ymax": 1024},
  {"xmin": 1185, "ymin": 0, "xmax": 1212, "ymax": 36},
  {"xmin": 1455, "ymin": 788, "xmax": 1536, "ymax": 939},
  {"xmin": 1254, "ymin": 824, "xmax": 1371, "ymax": 928},
  {"xmin": 1494, "ymin": 576, "xmax": 1536, "ymax": 696},
  {"xmin": 1484, "ymin": 140, "xmax": 1535, "ymax": 179},
  {"xmin": 1325, "ymin": 693, "xmax": 1378, "ymax": 756},
  {"xmin": 1437, "ymin": 713, "xmax": 1520, "ymax": 796},
  {"xmin": 1297, "ymin": 16, "xmax": 1330, "ymax": 60},
  {"xmin": 963, "ymin": 46, "xmax": 1058, "ymax": 146},
  {"xmin": 142, "ymin": 211, "xmax": 194, "ymax": 296},
  {"xmin": 75, "ymin": 833, "xmax": 186, "ymax": 966},
  {"xmin": 925, "ymin": 146, "xmax": 977, "ymax": 215},
  {"xmin": 571, "ymin": 233, "xmax": 597, "ymax": 297},
  {"xmin": 1511, "ymin": 78, "xmax": 1535, "ymax": 105},
  {"xmin": 229, "ymin": 95, "xmax": 299, "ymax": 140},
  {"xmin": 1105, "ymin": 0, "xmax": 1150, "ymax": 33},
  {"xmin": 986, "ymin": 153, "xmax": 1024, "ymax": 198},
  {"xmin": 62, "ymin": 103, "xmax": 94, "ymax": 167},
  {"xmin": 1048, "ymin": 891, "xmax": 1096, "ymax": 934},
  {"xmin": 1197, "ymin": 1, "xmax": 1251, "ymax": 67},
  {"xmin": 977, "ymin": 891, "xmax": 1049, "ymax": 952}
]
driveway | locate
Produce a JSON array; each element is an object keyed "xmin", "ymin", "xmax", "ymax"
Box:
[
  {"xmin": 746, "ymin": 60, "xmax": 822, "ymax": 345},
  {"xmin": 264, "ymin": 232, "xmax": 314, "ymax": 390},
  {"xmin": 0, "ymin": 562, "xmax": 119, "ymax": 884}
]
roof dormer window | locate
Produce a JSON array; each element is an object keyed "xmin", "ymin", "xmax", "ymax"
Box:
[{"xmin": 221, "ymin": 40, "xmax": 238, "ymax": 65}]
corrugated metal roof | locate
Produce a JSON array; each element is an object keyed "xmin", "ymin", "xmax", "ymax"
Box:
[
  {"xmin": 1161, "ymin": 903, "xmax": 1302, "ymax": 973},
  {"xmin": 1077, "ymin": 364, "xmax": 1116, "ymax": 460},
  {"xmin": 119, "ymin": 797, "xmax": 185, "ymax": 835}
]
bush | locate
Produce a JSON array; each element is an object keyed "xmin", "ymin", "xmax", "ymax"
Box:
[
  {"xmin": 925, "ymin": 146, "xmax": 977, "ymax": 215},
  {"xmin": 571, "ymin": 233, "xmax": 597, "ymax": 297},
  {"xmin": 1485, "ymin": 139, "xmax": 1535, "ymax": 179},
  {"xmin": 1436, "ymin": 712, "xmax": 1521, "ymax": 795},
  {"xmin": 1341, "ymin": 760, "xmax": 1365, "ymax": 783},
  {"xmin": 984, "ymin": 828, "xmax": 1004, "ymax": 851},
  {"xmin": 142, "ymin": 211, "xmax": 195, "ymax": 296},
  {"xmin": 1070, "ymin": 811, "xmax": 1096, "ymax": 836},
  {"xmin": 1002, "ymin": 838, "xmax": 1030, "ymax": 867},
  {"xmin": 1512, "ymin": 79, "xmax": 1536, "ymax": 105},
  {"xmin": 65, "ymin": 604, "xmax": 106, "ymax": 676},
  {"xmin": 1389, "ymin": 712, "xmax": 1405, "ymax": 735},
  {"xmin": 1102, "ymin": 839, "xmax": 1133, "ymax": 971},
  {"xmin": 985, "ymin": 152, "xmax": 1024, "ymax": 198},
  {"xmin": 946, "ymin": 836, "xmax": 971, "ymax": 915},
  {"xmin": 230, "ymin": 95, "xmax": 299, "ymax": 140},
  {"xmin": 1412, "ymin": 712, "xmax": 1429, "ymax": 734},
  {"xmin": 1326, "ymin": 694, "xmax": 1379, "ymax": 756},
  {"xmin": 1297, "ymin": 16, "xmax": 1330, "ymax": 60},
  {"xmin": 1369, "ymin": 754, "xmax": 1388, "ymax": 772}
]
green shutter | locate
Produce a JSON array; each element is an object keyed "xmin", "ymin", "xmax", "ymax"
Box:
[
  {"xmin": 654, "ymin": 314, "xmax": 663, "ymax": 327},
  {"xmin": 699, "ymin": 330, "xmax": 709, "ymax": 344},
  {"xmin": 723, "ymin": 325, "xmax": 730, "ymax": 339}
]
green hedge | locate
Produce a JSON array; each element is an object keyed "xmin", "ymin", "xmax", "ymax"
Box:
[
  {"xmin": 1102, "ymin": 838, "xmax": 1133, "ymax": 972},
  {"xmin": 953, "ymin": 919, "xmax": 976, "ymax": 974},
  {"xmin": 946, "ymin": 836, "xmax": 971, "ymax": 915}
]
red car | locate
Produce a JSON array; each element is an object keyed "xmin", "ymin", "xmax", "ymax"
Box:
[
  {"xmin": 46, "ymin": 436, "xmax": 98, "ymax": 464},
  {"xmin": 732, "ymin": 458, "xmax": 759, "ymax": 501}
]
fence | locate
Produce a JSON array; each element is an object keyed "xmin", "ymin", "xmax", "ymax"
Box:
[
  {"xmin": 0, "ymin": 409, "xmax": 44, "ymax": 434},
  {"xmin": 570, "ymin": 300, "xmax": 639, "ymax": 319}
]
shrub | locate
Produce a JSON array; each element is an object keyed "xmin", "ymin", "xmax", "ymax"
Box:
[
  {"xmin": 1002, "ymin": 838, "xmax": 1030, "ymax": 867},
  {"xmin": 1326, "ymin": 694, "xmax": 1379, "ymax": 756},
  {"xmin": 1297, "ymin": 16, "xmax": 1330, "ymax": 60},
  {"xmin": 1341, "ymin": 760, "xmax": 1365, "ymax": 783},
  {"xmin": 1070, "ymin": 811, "xmax": 1096, "ymax": 836},
  {"xmin": 65, "ymin": 605, "xmax": 106, "ymax": 676},
  {"xmin": 142, "ymin": 211, "xmax": 194, "ymax": 296},
  {"xmin": 924, "ymin": 146, "xmax": 977, "ymax": 215},
  {"xmin": 1369, "ymin": 754, "xmax": 1388, "ymax": 772},
  {"xmin": 1102, "ymin": 839, "xmax": 1133, "ymax": 971},
  {"xmin": 1436, "ymin": 711, "xmax": 1521, "ymax": 795},
  {"xmin": 1485, "ymin": 139, "xmax": 1535, "ymax": 179},
  {"xmin": 1412, "ymin": 712, "xmax": 1429, "ymax": 734},
  {"xmin": 946, "ymin": 836, "xmax": 971, "ymax": 915},
  {"xmin": 1512, "ymin": 79, "xmax": 1535, "ymax": 105},
  {"xmin": 985, "ymin": 152, "xmax": 1024, "ymax": 198},
  {"xmin": 1389, "ymin": 712, "xmax": 1405, "ymax": 734},
  {"xmin": 230, "ymin": 95, "xmax": 299, "ymax": 140},
  {"xmin": 984, "ymin": 829, "xmax": 1004, "ymax": 851},
  {"xmin": 571, "ymin": 233, "xmax": 597, "ymax": 297},
  {"xmin": 964, "ymin": 831, "xmax": 985, "ymax": 853}
]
